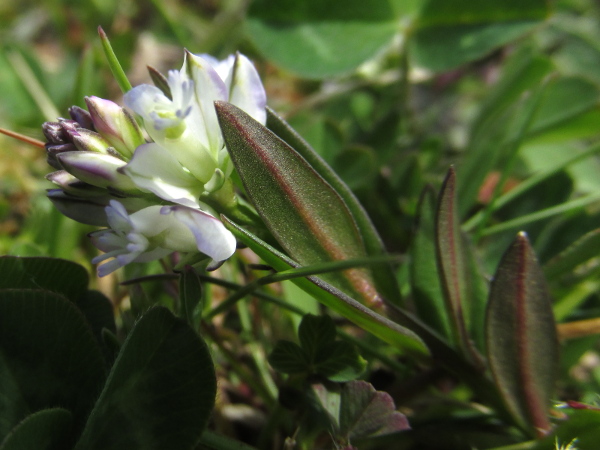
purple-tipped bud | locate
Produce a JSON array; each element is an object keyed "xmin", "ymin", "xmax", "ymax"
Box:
[
  {"xmin": 68, "ymin": 128, "xmax": 114, "ymax": 155},
  {"xmin": 46, "ymin": 143, "xmax": 78, "ymax": 169},
  {"xmin": 69, "ymin": 106, "xmax": 95, "ymax": 130},
  {"xmin": 42, "ymin": 122, "xmax": 68, "ymax": 144},
  {"xmin": 85, "ymin": 96, "xmax": 145, "ymax": 159},
  {"xmin": 46, "ymin": 170, "xmax": 107, "ymax": 198},
  {"xmin": 47, "ymin": 189, "xmax": 111, "ymax": 226},
  {"xmin": 56, "ymin": 151, "xmax": 138, "ymax": 192}
]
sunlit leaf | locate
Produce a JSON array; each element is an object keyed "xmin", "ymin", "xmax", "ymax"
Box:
[
  {"xmin": 217, "ymin": 101, "xmax": 380, "ymax": 307},
  {"xmin": 247, "ymin": 0, "xmax": 399, "ymax": 78}
]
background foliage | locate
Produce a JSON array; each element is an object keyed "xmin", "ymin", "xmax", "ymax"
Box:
[{"xmin": 3, "ymin": 0, "xmax": 600, "ymax": 449}]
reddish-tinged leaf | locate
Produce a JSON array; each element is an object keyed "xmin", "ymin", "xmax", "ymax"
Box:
[
  {"xmin": 435, "ymin": 168, "xmax": 483, "ymax": 364},
  {"xmin": 486, "ymin": 232, "xmax": 559, "ymax": 436},
  {"xmin": 216, "ymin": 101, "xmax": 380, "ymax": 306}
]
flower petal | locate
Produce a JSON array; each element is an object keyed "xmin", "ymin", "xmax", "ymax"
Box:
[
  {"xmin": 161, "ymin": 205, "xmax": 237, "ymax": 261},
  {"xmin": 228, "ymin": 54, "xmax": 267, "ymax": 125},
  {"xmin": 122, "ymin": 143, "xmax": 202, "ymax": 208}
]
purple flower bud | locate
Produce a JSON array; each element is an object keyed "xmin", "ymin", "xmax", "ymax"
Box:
[
  {"xmin": 42, "ymin": 122, "xmax": 68, "ymax": 144},
  {"xmin": 47, "ymin": 189, "xmax": 110, "ymax": 226},
  {"xmin": 46, "ymin": 143, "xmax": 78, "ymax": 169},
  {"xmin": 69, "ymin": 105, "xmax": 95, "ymax": 130},
  {"xmin": 85, "ymin": 96, "xmax": 145, "ymax": 158},
  {"xmin": 68, "ymin": 128, "xmax": 114, "ymax": 155}
]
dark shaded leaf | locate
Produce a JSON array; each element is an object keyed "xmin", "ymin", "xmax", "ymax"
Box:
[
  {"xmin": 339, "ymin": 380, "xmax": 410, "ymax": 439},
  {"xmin": 529, "ymin": 408, "xmax": 600, "ymax": 450},
  {"xmin": 0, "ymin": 408, "xmax": 72, "ymax": 450},
  {"xmin": 247, "ymin": 0, "xmax": 399, "ymax": 78},
  {"xmin": 0, "ymin": 256, "xmax": 88, "ymax": 302},
  {"xmin": 298, "ymin": 314, "xmax": 337, "ymax": 357},
  {"xmin": 315, "ymin": 341, "xmax": 366, "ymax": 382},
  {"xmin": 217, "ymin": 101, "xmax": 380, "ymax": 307},
  {"xmin": 0, "ymin": 289, "xmax": 106, "ymax": 438},
  {"xmin": 268, "ymin": 340, "xmax": 309, "ymax": 374},
  {"xmin": 486, "ymin": 233, "xmax": 558, "ymax": 436},
  {"xmin": 75, "ymin": 290, "xmax": 116, "ymax": 361},
  {"xmin": 74, "ymin": 307, "xmax": 216, "ymax": 450}
]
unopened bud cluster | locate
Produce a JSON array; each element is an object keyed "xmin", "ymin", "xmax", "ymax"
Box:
[{"xmin": 43, "ymin": 51, "xmax": 266, "ymax": 276}]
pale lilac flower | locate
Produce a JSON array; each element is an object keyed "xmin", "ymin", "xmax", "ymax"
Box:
[{"xmin": 89, "ymin": 200, "xmax": 236, "ymax": 276}]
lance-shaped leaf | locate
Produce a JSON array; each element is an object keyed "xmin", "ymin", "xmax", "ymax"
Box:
[
  {"xmin": 486, "ymin": 232, "xmax": 559, "ymax": 437},
  {"xmin": 266, "ymin": 107, "xmax": 402, "ymax": 305},
  {"xmin": 544, "ymin": 228, "xmax": 600, "ymax": 280},
  {"xmin": 216, "ymin": 101, "xmax": 380, "ymax": 306},
  {"xmin": 435, "ymin": 168, "xmax": 484, "ymax": 362}
]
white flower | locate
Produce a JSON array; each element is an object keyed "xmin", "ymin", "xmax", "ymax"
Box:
[
  {"xmin": 90, "ymin": 200, "xmax": 236, "ymax": 276},
  {"xmin": 122, "ymin": 52, "xmax": 266, "ymax": 207}
]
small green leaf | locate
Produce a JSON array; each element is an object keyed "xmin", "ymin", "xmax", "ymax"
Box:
[
  {"xmin": 0, "ymin": 256, "xmax": 88, "ymax": 302},
  {"xmin": 411, "ymin": 0, "xmax": 548, "ymax": 72},
  {"xmin": 298, "ymin": 314, "xmax": 337, "ymax": 357},
  {"xmin": 179, "ymin": 265, "xmax": 203, "ymax": 325},
  {"xmin": 339, "ymin": 380, "xmax": 410, "ymax": 439},
  {"xmin": 247, "ymin": 0, "xmax": 399, "ymax": 78},
  {"xmin": 486, "ymin": 232, "xmax": 559, "ymax": 436},
  {"xmin": 0, "ymin": 289, "xmax": 106, "ymax": 439},
  {"xmin": 75, "ymin": 290, "xmax": 117, "ymax": 350},
  {"xmin": 217, "ymin": 101, "xmax": 380, "ymax": 307},
  {"xmin": 74, "ymin": 307, "xmax": 216, "ymax": 450},
  {"xmin": 268, "ymin": 341, "xmax": 309, "ymax": 374},
  {"xmin": 315, "ymin": 341, "xmax": 366, "ymax": 382},
  {"xmin": 530, "ymin": 408, "xmax": 600, "ymax": 450},
  {"xmin": 0, "ymin": 408, "xmax": 72, "ymax": 450}
]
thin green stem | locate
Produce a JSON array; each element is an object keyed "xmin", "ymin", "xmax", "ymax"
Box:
[
  {"xmin": 464, "ymin": 141, "xmax": 600, "ymax": 232},
  {"xmin": 479, "ymin": 191, "xmax": 600, "ymax": 236}
]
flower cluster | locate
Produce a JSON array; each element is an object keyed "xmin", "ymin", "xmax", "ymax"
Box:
[{"xmin": 44, "ymin": 51, "xmax": 266, "ymax": 276}]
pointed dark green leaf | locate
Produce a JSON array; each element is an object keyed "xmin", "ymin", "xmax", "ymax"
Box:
[
  {"xmin": 435, "ymin": 168, "xmax": 476, "ymax": 353},
  {"xmin": 486, "ymin": 233, "xmax": 559, "ymax": 436},
  {"xmin": 410, "ymin": 186, "xmax": 451, "ymax": 340},
  {"xmin": 179, "ymin": 265, "xmax": 203, "ymax": 325},
  {"xmin": 221, "ymin": 216, "xmax": 429, "ymax": 357},
  {"xmin": 0, "ymin": 256, "xmax": 88, "ymax": 302},
  {"xmin": 339, "ymin": 380, "xmax": 410, "ymax": 439},
  {"xmin": 216, "ymin": 101, "xmax": 380, "ymax": 307},
  {"xmin": 0, "ymin": 408, "xmax": 72, "ymax": 450},
  {"xmin": 268, "ymin": 340, "xmax": 310, "ymax": 374},
  {"xmin": 0, "ymin": 289, "xmax": 106, "ymax": 439},
  {"xmin": 75, "ymin": 290, "xmax": 117, "ymax": 353},
  {"xmin": 266, "ymin": 107, "xmax": 402, "ymax": 305},
  {"xmin": 74, "ymin": 307, "xmax": 216, "ymax": 450}
]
